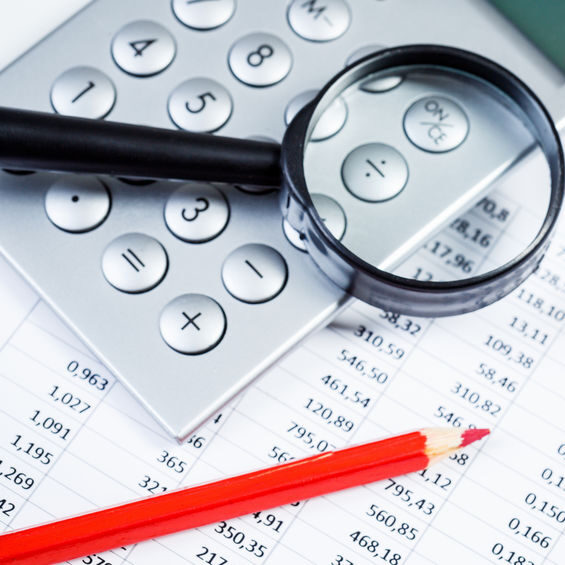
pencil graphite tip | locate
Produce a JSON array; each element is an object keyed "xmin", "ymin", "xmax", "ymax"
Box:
[{"xmin": 460, "ymin": 428, "xmax": 490, "ymax": 448}]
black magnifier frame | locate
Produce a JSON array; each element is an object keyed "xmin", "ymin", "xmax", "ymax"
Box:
[{"xmin": 280, "ymin": 44, "xmax": 565, "ymax": 317}]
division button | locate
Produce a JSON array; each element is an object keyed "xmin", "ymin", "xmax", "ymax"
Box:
[
  {"xmin": 112, "ymin": 20, "xmax": 176, "ymax": 77},
  {"xmin": 228, "ymin": 33, "xmax": 292, "ymax": 87},
  {"xmin": 45, "ymin": 175, "xmax": 110, "ymax": 233},
  {"xmin": 342, "ymin": 143, "xmax": 408, "ymax": 202},
  {"xmin": 50, "ymin": 67, "xmax": 116, "ymax": 119},
  {"xmin": 404, "ymin": 95, "xmax": 469, "ymax": 152},
  {"xmin": 285, "ymin": 90, "xmax": 347, "ymax": 141},
  {"xmin": 222, "ymin": 244, "xmax": 288, "ymax": 303},
  {"xmin": 172, "ymin": 0, "xmax": 235, "ymax": 30},
  {"xmin": 160, "ymin": 294, "xmax": 226, "ymax": 354},
  {"xmin": 102, "ymin": 233, "xmax": 168, "ymax": 293},
  {"xmin": 168, "ymin": 78, "xmax": 232, "ymax": 132},
  {"xmin": 288, "ymin": 0, "xmax": 351, "ymax": 42},
  {"xmin": 165, "ymin": 183, "xmax": 229, "ymax": 242}
]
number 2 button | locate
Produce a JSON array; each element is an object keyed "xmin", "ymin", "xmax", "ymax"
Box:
[
  {"xmin": 229, "ymin": 33, "xmax": 292, "ymax": 87},
  {"xmin": 165, "ymin": 184, "xmax": 229, "ymax": 243},
  {"xmin": 168, "ymin": 78, "xmax": 233, "ymax": 132}
]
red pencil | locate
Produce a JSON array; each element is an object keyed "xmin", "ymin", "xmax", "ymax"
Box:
[{"xmin": 0, "ymin": 427, "xmax": 489, "ymax": 565}]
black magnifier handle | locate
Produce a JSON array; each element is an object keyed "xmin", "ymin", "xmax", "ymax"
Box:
[{"xmin": 0, "ymin": 107, "xmax": 282, "ymax": 187}]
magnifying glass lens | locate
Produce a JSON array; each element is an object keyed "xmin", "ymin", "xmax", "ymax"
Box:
[{"xmin": 296, "ymin": 57, "xmax": 556, "ymax": 313}]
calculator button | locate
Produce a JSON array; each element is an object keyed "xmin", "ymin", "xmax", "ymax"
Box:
[
  {"xmin": 228, "ymin": 33, "xmax": 292, "ymax": 87},
  {"xmin": 112, "ymin": 20, "xmax": 176, "ymax": 77},
  {"xmin": 285, "ymin": 90, "xmax": 347, "ymax": 141},
  {"xmin": 404, "ymin": 95, "xmax": 469, "ymax": 153},
  {"xmin": 283, "ymin": 193, "xmax": 346, "ymax": 251},
  {"xmin": 222, "ymin": 244, "xmax": 287, "ymax": 303},
  {"xmin": 165, "ymin": 183, "xmax": 229, "ymax": 242},
  {"xmin": 287, "ymin": 0, "xmax": 351, "ymax": 42},
  {"xmin": 102, "ymin": 233, "xmax": 168, "ymax": 293},
  {"xmin": 360, "ymin": 74, "xmax": 403, "ymax": 93},
  {"xmin": 345, "ymin": 44, "xmax": 384, "ymax": 66},
  {"xmin": 282, "ymin": 219, "xmax": 307, "ymax": 251},
  {"xmin": 172, "ymin": 0, "xmax": 235, "ymax": 30},
  {"xmin": 311, "ymin": 194, "xmax": 346, "ymax": 240},
  {"xmin": 50, "ymin": 67, "xmax": 116, "ymax": 119},
  {"xmin": 342, "ymin": 143, "xmax": 408, "ymax": 202},
  {"xmin": 168, "ymin": 78, "xmax": 232, "ymax": 132},
  {"xmin": 45, "ymin": 175, "xmax": 110, "ymax": 233},
  {"xmin": 160, "ymin": 294, "xmax": 226, "ymax": 354}
]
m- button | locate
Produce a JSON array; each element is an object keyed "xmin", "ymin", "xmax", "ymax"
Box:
[
  {"xmin": 287, "ymin": 0, "xmax": 351, "ymax": 42},
  {"xmin": 404, "ymin": 95, "xmax": 469, "ymax": 153},
  {"xmin": 160, "ymin": 294, "xmax": 226, "ymax": 354}
]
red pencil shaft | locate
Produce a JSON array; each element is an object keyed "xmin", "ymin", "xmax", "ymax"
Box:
[{"xmin": 0, "ymin": 432, "xmax": 428, "ymax": 565}]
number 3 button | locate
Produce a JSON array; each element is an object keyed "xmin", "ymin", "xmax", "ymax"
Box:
[
  {"xmin": 168, "ymin": 78, "xmax": 232, "ymax": 132},
  {"xmin": 165, "ymin": 183, "xmax": 229, "ymax": 243}
]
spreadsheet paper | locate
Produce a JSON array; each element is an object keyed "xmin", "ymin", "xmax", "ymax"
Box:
[{"xmin": 1, "ymin": 168, "xmax": 565, "ymax": 564}]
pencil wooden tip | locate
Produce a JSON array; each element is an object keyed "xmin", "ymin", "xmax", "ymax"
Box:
[{"xmin": 460, "ymin": 428, "xmax": 490, "ymax": 447}]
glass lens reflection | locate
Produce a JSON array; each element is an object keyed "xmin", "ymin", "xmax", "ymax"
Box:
[{"xmin": 302, "ymin": 64, "xmax": 550, "ymax": 283}]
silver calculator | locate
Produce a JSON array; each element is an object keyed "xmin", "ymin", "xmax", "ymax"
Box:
[{"xmin": 0, "ymin": 0, "xmax": 564, "ymax": 440}]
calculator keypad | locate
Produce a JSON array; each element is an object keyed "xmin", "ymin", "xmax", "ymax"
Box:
[
  {"xmin": 168, "ymin": 78, "xmax": 233, "ymax": 132},
  {"xmin": 102, "ymin": 233, "xmax": 168, "ymax": 293},
  {"xmin": 50, "ymin": 66, "xmax": 116, "ymax": 118},
  {"xmin": 228, "ymin": 33, "xmax": 292, "ymax": 87},
  {"xmin": 160, "ymin": 294, "xmax": 227, "ymax": 354},
  {"xmin": 111, "ymin": 20, "xmax": 176, "ymax": 77}
]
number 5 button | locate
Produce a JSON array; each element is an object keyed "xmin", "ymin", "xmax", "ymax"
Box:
[
  {"xmin": 165, "ymin": 183, "xmax": 229, "ymax": 243},
  {"xmin": 168, "ymin": 78, "xmax": 232, "ymax": 132}
]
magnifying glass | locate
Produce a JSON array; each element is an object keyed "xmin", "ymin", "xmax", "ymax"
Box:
[{"xmin": 0, "ymin": 45, "xmax": 562, "ymax": 317}]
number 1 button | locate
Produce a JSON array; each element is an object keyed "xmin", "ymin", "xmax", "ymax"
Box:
[{"xmin": 51, "ymin": 67, "xmax": 116, "ymax": 119}]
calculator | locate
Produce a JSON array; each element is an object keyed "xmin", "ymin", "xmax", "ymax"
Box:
[{"xmin": 0, "ymin": 0, "xmax": 564, "ymax": 440}]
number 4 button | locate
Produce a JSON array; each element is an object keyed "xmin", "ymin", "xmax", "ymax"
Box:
[{"xmin": 112, "ymin": 20, "xmax": 176, "ymax": 76}]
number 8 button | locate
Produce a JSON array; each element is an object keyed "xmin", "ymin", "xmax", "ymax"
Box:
[{"xmin": 229, "ymin": 33, "xmax": 292, "ymax": 87}]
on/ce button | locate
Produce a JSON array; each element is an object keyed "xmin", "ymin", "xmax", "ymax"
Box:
[{"xmin": 404, "ymin": 95, "xmax": 469, "ymax": 153}]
